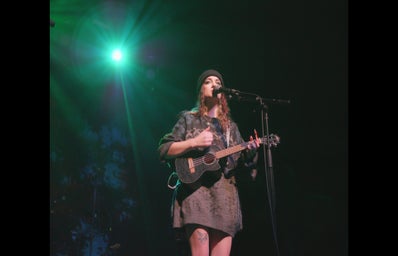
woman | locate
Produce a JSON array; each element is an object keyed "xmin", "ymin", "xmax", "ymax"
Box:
[{"xmin": 158, "ymin": 69, "xmax": 260, "ymax": 255}]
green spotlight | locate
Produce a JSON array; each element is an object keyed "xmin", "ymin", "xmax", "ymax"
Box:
[{"xmin": 112, "ymin": 49, "xmax": 123, "ymax": 62}]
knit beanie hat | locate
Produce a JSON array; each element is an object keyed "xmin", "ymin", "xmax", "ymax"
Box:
[{"xmin": 196, "ymin": 69, "xmax": 224, "ymax": 93}]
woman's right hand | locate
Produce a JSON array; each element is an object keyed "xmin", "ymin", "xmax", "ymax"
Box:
[{"xmin": 191, "ymin": 126, "xmax": 213, "ymax": 148}]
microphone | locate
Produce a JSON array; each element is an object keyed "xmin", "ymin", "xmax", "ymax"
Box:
[{"xmin": 213, "ymin": 85, "xmax": 240, "ymax": 97}]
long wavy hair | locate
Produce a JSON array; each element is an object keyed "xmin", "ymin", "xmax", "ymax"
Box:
[{"xmin": 191, "ymin": 89, "xmax": 231, "ymax": 133}]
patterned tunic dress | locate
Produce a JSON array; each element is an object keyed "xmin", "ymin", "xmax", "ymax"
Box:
[{"xmin": 158, "ymin": 111, "xmax": 252, "ymax": 237}]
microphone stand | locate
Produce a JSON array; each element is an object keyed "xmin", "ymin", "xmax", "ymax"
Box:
[
  {"xmin": 258, "ymin": 97, "xmax": 280, "ymax": 256},
  {"xmin": 227, "ymin": 90, "xmax": 289, "ymax": 256}
]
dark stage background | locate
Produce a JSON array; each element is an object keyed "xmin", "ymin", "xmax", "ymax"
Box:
[{"xmin": 50, "ymin": 0, "xmax": 348, "ymax": 255}]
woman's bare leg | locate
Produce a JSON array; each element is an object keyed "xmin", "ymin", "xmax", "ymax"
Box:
[
  {"xmin": 189, "ymin": 227, "xmax": 210, "ymax": 256},
  {"xmin": 209, "ymin": 229, "xmax": 232, "ymax": 256}
]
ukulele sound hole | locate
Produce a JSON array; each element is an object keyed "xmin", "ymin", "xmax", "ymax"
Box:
[{"xmin": 203, "ymin": 154, "xmax": 216, "ymax": 165}]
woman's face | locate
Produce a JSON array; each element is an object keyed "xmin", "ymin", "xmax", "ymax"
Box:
[{"xmin": 201, "ymin": 75, "xmax": 222, "ymax": 99}]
